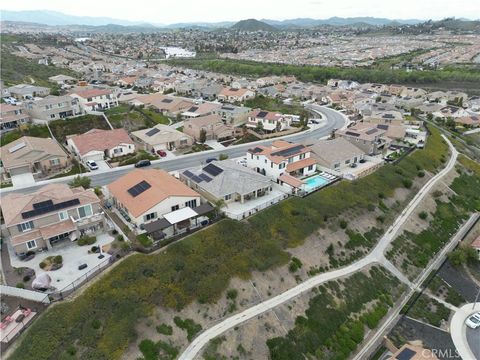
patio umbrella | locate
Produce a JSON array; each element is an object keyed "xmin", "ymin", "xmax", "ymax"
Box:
[{"xmin": 32, "ymin": 272, "xmax": 52, "ymax": 290}]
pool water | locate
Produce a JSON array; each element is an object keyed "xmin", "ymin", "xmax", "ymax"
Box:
[{"xmin": 304, "ymin": 174, "xmax": 330, "ymax": 191}]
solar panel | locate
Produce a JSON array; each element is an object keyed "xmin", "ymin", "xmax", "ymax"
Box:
[
  {"xmin": 250, "ymin": 147, "xmax": 263, "ymax": 154},
  {"xmin": 345, "ymin": 131, "xmax": 360, "ymax": 137},
  {"xmin": 396, "ymin": 348, "xmax": 416, "ymax": 360},
  {"xmin": 191, "ymin": 175, "xmax": 203, "ymax": 183},
  {"xmin": 257, "ymin": 111, "xmax": 268, "ymax": 118},
  {"xmin": 145, "ymin": 128, "xmax": 160, "ymax": 137},
  {"xmin": 183, "ymin": 170, "xmax": 195, "ymax": 179},
  {"xmin": 22, "ymin": 198, "xmax": 80, "ymax": 219},
  {"xmin": 162, "ymin": 98, "xmax": 173, "ymax": 103},
  {"xmin": 366, "ymin": 128, "xmax": 378, "ymax": 135},
  {"xmin": 271, "ymin": 145, "xmax": 304, "ymax": 158},
  {"xmin": 199, "ymin": 173, "xmax": 212, "ymax": 182},
  {"xmin": 33, "ymin": 200, "xmax": 54, "ymax": 209},
  {"xmin": 127, "ymin": 180, "xmax": 151, "ymax": 197},
  {"xmin": 203, "ymin": 163, "xmax": 223, "ymax": 177},
  {"xmin": 188, "ymin": 106, "xmax": 199, "ymax": 112},
  {"xmin": 8, "ymin": 142, "xmax": 26, "ymax": 153},
  {"xmin": 377, "ymin": 124, "xmax": 389, "ymax": 130}
]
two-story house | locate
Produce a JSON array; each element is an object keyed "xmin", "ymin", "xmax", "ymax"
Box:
[
  {"xmin": 1, "ymin": 183, "xmax": 106, "ymax": 256},
  {"xmin": 183, "ymin": 114, "xmax": 235, "ymax": 142},
  {"xmin": 24, "ymin": 95, "xmax": 81, "ymax": 121},
  {"xmin": 246, "ymin": 110, "xmax": 293, "ymax": 133},
  {"xmin": 0, "ymin": 104, "xmax": 31, "ymax": 131},
  {"xmin": 217, "ymin": 88, "xmax": 255, "ymax": 103},
  {"xmin": 69, "ymin": 88, "xmax": 119, "ymax": 112},
  {"xmin": 246, "ymin": 140, "xmax": 317, "ymax": 192}
]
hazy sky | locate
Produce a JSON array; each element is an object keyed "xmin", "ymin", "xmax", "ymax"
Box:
[{"xmin": 2, "ymin": 0, "xmax": 479, "ymax": 24}]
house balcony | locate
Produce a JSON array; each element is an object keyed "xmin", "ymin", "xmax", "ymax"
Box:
[{"xmin": 72, "ymin": 213, "xmax": 105, "ymax": 227}]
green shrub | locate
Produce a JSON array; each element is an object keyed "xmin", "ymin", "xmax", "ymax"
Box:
[
  {"xmin": 16, "ymin": 283, "xmax": 25, "ymax": 289},
  {"xmin": 226, "ymin": 289, "xmax": 238, "ymax": 300},
  {"xmin": 69, "ymin": 176, "xmax": 91, "ymax": 189},
  {"xmin": 419, "ymin": 211, "xmax": 428, "ymax": 220},
  {"xmin": 138, "ymin": 339, "xmax": 157, "ymax": 360},
  {"xmin": 116, "ymin": 234, "xmax": 124, "ymax": 242},
  {"xmin": 339, "ymin": 219, "xmax": 348, "ymax": 229},
  {"xmin": 53, "ymin": 255, "xmax": 63, "ymax": 264},
  {"xmin": 78, "ymin": 236, "xmax": 96, "ymax": 246},
  {"xmin": 173, "ymin": 317, "xmax": 202, "ymax": 341},
  {"xmin": 156, "ymin": 323, "xmax": 173, "ymax": 336},
  {"xmin": 402, "ymin": 178, "xmax": 413, "ymax": 188},
  {"xmin": 137, "ymin": 233, "xmax": 153, "ymax": 247},
  {"xmin": 417, "ymin": 171, "xmax": 425, "ymax": 178},
  {"xmin": 289, "ymin": 257, "xmax": 303, "ymax": 273},
  {"xmin": 39, "ymin": 261, "xmax": 46, "ymax": 269}
]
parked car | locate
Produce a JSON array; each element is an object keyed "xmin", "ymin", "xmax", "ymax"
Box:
[
  {"xmin": 359, "ymin": 159, "xmax": 367, "ymax": 164},
  {"xmin": 156, "ymin": 150, "xmax": 167, "ymax": 157},
  {"xmin": 350, "ymin": 163, "xmax": 358, "ymax": 168},
  {"xmin": 3, "ymin": 97, "xmax": 17, "ymax": 105},
  {"xmin": 205, "ymin": 157, "xmax": 217, "ymax": 164},
  {"xmin": 86, "ymin": 160, "xmax": 99, "ymax": 170},
  {"xmin": 466, "ymin": 313, "xmax": 480, "ymax": 329},
  {"xmin": 135, "ymin": 159, "xmax": 151, "ymax": 168}
]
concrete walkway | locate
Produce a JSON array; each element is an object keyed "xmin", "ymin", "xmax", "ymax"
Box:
[
  {"xmin": 178, "ymin": 135, "xmax": 458, "ymax": 360},
  {"xmin": 450, "ymin": 302, "xmax": 480, "ymax": 360}
]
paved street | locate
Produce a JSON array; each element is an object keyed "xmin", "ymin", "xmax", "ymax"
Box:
[
  {"xmin": 0, "ymin": 105, "xmax": 347, "ymax": 195},
  {"xmin": 450, "ymin": 303, "xmax": 480, "ymax": 360}
]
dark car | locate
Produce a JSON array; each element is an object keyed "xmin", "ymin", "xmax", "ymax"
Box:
[
  {"xmin": 156, "ymin": 150, "xmax": 167, "ymax": 157},
  {"xmin": 135, "ymin": 159, "xmax": 151, "ymax": 168},
  {"xmin": 205, "ymin": 157, "xmax": 217, "ymax": 164}
]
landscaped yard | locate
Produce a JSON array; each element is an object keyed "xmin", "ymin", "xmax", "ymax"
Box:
[
  {"xmin": 105, "ymin": 104, "xmax": 171, "ymax": 132},
  {"xmin": 10, "ymin": 126, "xmax": 463, "ymax": 360},
  {"xmin": 49, "ymin": 115, "xmax": 110, "ymax": 143}
]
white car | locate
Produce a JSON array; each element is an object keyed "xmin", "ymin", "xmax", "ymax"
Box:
[
  {"xmin": 86, "ymin": 160, "xmax": 99, "ymax": 170},
  {"xmin": 465, "ymin": 312, "xmax": 480, "ymax": 329}
]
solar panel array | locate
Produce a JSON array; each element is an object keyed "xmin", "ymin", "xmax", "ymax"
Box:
[
  {"xmin": 187, "ymin": 106, "xmax": 199, "ymax": 112},
  {"xmin": 145, "ymin": 128, "xmax": 160, "ymax": 137},
  {"xmin": 203, "ymin": 163, "xmax": 223, "ymax": 177},
  {"xmin": 377, "ymin": 124, "xmax": 389, "ymax": 130},
  {"xmin": 257, "ymin": 111, "xmax": 268, "ymax": 118},
  {"xmin": 162, "ymin": 99, "xmax": 173, "ymax": 103},
  {"xmin": 183, "ymin": 170, "xmax": 195, "ymax": 179},
  {"xmin": 271, "ymin": 145, "xmax": 304, "ymax": 158},
  {"xmin": 366, "ymin": 128, "xmax": 378, "ymax": 135},
  {"xmin": 345, "ymin": 131, "xmax": 360, "ymax": 137},
  {"xmin": 250, "ymin": 147, "xmax": 263, "ymax": 154},
  {"xmin": 127, "ymin": 180, "xmax": 151, "ymax": 197},
  {"xmin": 199, "ymin": 173, "xmax": 212, "ymax": 182},
  {"xmin": 22, "ymin": 198, "xmax": 80, "ymax": 219}
]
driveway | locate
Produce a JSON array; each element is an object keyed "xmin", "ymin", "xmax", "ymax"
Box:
[
  {"xmin": 10, "ymin": 172, "xmax": 35, "ymax": 188},
  {"xmin": 90, "ymin": 160, "xmax": 111, "ymax": 171},
  {"xmin": 204, "ymin": 140, "xmax": 226, "ymax": 150}
]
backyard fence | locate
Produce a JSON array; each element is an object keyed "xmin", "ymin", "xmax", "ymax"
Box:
[
  {"xmin": 223, "ymin": 193, "xmax": 289, "ymax": 220},
  {"xmin": 0, "ymin": 285, "xmax": 50, "ymax": 304}
]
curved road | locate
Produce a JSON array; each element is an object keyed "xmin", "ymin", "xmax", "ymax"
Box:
[
  {"xmin": 0, "ymin": 105, "xmax": 347, "ymax": 195},
  {"xmin": 178, "ymin": 135, "xmax": 458, "ymax": 360},
  {"xmin": 450, "ymin": 303, "xmax": 480, "ymax": 360}
]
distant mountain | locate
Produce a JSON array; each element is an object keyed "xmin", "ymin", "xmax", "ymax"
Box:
[
  {"xmin": 0, "ymin": 10, "xmax": 158, "ymax": 27},
  {"xmin": 231, "ymin": 19, "xmax": 278, "ymax": 32},
  {"xmin": 261, "ymin": 17, "xmax": 423, "ymax": 28}
]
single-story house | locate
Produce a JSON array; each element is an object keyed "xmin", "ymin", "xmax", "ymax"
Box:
[
  {"xmin": 131, "ymin": 124, "xmax": 193, "ymax": 152},
  {"xmin": 307, "ymin": 137, "xmax": 366, "ymax": 170}
]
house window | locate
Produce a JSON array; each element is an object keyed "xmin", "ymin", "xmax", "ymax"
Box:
[
  {"xmin": 308, "ymin": 165, "xmax": 314, "ymax": 171},
  {"xmin": 50, "ymin": 114, "xmax": 56, "ymax": 119},
  {"xmin": 288, "ymin": 157, "xmax": 293, "ymax": 163},
  {"xmin": 279, "ymin": 163, "xmax": 285, "ymax": 169},
  {"xmin": 50, "ymin": 158, "xmax": 60, "ymax": 166},
  {"xmin": 26, "ymin": 240, "xmax": 37, "ymax": 250},
  {"xmin": 224, "ymin": 194, "xmax": 232, "ymax": 201},
  {"xmin": 171, "ymin": 205, "xmax": 179, "ymax": 212},
  {"xmin": 185, "ymin": 199, "xmax": 197, "ymax": 208},
  {"xmin": 77, "ymin": 204, "xmax": 93, "ymax": 218},
  {"xmin": 144, "ymin": 212, "xmax": 157, "ymax": 221},
  {"xmin": 18, "ymin": 221, "xmax": 34, "ymax": 232},
  {"xmin": 299, "ymin": 153, "xmax": 306, "ymax": 160},
  {"xmin": 113, "ymin": 148, "xmax": 123, "ymax": 154},
  {"xmin": 59, "ymin": 211, "xmax": 69, "ymax": 221}
]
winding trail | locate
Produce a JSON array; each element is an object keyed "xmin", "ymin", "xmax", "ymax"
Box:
[{"xmin": 178, "ymin": 135, "xmax": 458, "ymax": 360}]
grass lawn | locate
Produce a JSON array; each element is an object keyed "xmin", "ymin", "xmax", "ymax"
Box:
[
  {"xmin": 0, "ymin": 125, "xmax": 51, "ymax": 145},
  {"xmin": 106, "ymin": 105, "xmax": 171, "ymax": 131},
  {"xmin": 10, "ymin": 126, "xmax": 455, "ymax": 360}
]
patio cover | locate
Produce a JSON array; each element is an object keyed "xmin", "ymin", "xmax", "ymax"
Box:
[
  {"xmin": 163, "ymin": 207, "xmax": 197, "ymax": 225},
  {"xmin": 144, "ymin": 218, "xmax": 171, "ymax": 233},
  {"xmin": 193, "ymin": 203, "xmax": 214, "ymax": 216}
]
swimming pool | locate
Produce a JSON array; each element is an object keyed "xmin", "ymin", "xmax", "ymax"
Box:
[{"xmin": 304, "ymin": 174, "xmax": 330, "ymax": 192}]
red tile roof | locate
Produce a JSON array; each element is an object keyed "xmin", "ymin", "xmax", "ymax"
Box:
[{"xmin": 68, "ymin": 128, "xmax": 133, "ymax": 156}]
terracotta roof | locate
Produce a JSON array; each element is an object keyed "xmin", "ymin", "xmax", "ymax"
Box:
[
  {"xmin": 286, "ymin": 157, "xmax": 317, "ymax": 172},
  {"xmin": 11, "ymin": 230, "xmax": 42, "ymax": 246},
  {"xmin": 107, "ymin": 169, "xmax": 200, "ymax": 218},
  {"xmin": 67, "ymin": 128, "xmax": 133, "ymax": 156},
  {"xmin": 40, "ymin": 219, "xmax": 76, "ymax": 239},
  {"xmin": 71, "ymin": 88, "xmax": 112, "ymax": 99},
  {"xmin": 0, "ymin": 136, "xmax": 67, "ymax": 170},
  {"xmin": 248, "ymin": 140, "xmax": 311, "ymax": 164},
  {"xmin": 1, "ymin": 184, "xmax": 100, "ymax": 227},
  {"xmin": 279, "ymin": 173, "xmax": 303, "ymax": 188},
  {"xmin": 471, "ymin": 235, "xmax": 480, "ymax": 249},
  {"xmin": 219, "ymin": 88, "xmax": 253, "ymax": 97}
]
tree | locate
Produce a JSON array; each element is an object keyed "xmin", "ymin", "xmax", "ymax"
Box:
[
  {"xmin": 219, "ymin": 153, "xmax": 229, "ymax": 160},
  {"xmin": 199, "ymin": 128, "xmax": 207, "ymax": 144},
  {"xmin": 426, "ymin": 113, "xmax": 433, "ymax": 121},
  {"xmin": 69, "ymin": 175, "xmax": 91, "ymax": 189}
]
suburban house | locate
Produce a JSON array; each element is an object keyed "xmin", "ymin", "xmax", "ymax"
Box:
[
  {"xmin": 48, "ymin": 74, "xmax": 77, "ymax": 86},
  {"xmin": 246, "ymin": 140, "xmax": 317, "ymax": 192},
  {"xmin": 307, "ymin": 137, "xmax": 366, "ymax": 171},
  {"xmin": 24, "ymin": 95, "xmax": 81, "ymax": 121},
  {"xmin": 67, "ymin": 128, "xmax": 135, "ymax": 162},
  {"xmin": 131, "ymin": 93, "xmax": 193, "ymax": 116},
  {"xmin": 183, "ymin": 114, "xmax": 235, "ymax": 142},
  {"xmin": 246, "ymin": 109, "xmax": 293, "ymax": 132},
  {"xmin": 470, "ymin": 235, "xmax": 480, "ymax": 260},
  {"xmin": 432, "ymin": 106, "xmax": 470, "ymax": 119},
  {"xmin": 336, "ymin": 124, "xmax": 394, "ymax": 155},
  {"xmin": 363, "ymin": 110, "xmax": 404, "ymax": 126},
  {"xmin": 0, "ymin": 136, "xmax": 70, "ymax": 181},
  {"xmin": 213, "ymin": 104, "xmax": 251, "ymax": 126},
  {"xmin": 69, "ymin": 88, "xmax": 119, "ymax": 112},
  {"xmin": 180, "ymin": 160, "xmax": 273, "ymax": 208},
  {"xmin": 217, "ymin": 88, "xmax": 255, "ymax": 103},
  {"xmin": 1, "ymin": 183, "xmax": 106, "ymax": 256},
  {"xmin": 0, "ymin": 104, "xmax": 31, "ymax": 131},
  {"xmin": 180, "ymin": 102, "xmax": 222, "ymax": 119},
  {"xmin": 454, "ymin": 115, "xmax": 480, "ymax": 128},
  {"xmin": 106, "ymin": 169, "xmax": 204, "ymax": 234},
  {"xmin": 7, "ymin": 84, "xmax": 50, "ymax": 100},
  {"xmin": 131, "ymin": 124, "xmax": 193, "ymax": 152}
]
